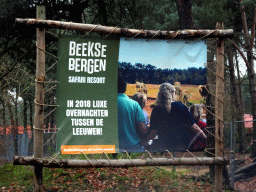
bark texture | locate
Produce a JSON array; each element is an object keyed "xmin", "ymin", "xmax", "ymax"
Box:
[{"xmin": 176, "ymin": 0, "xmax": 195, "ymax": 29}]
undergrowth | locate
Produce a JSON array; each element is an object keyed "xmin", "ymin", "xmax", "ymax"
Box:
[{"xmin": 0, "ymin": 162, "xmax": 222, "ymax": 191}]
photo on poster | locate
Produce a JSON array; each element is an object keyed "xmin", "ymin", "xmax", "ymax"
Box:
[{"xmin": 117, "ymin": 37, "xmax": 207, "ymax": 153}]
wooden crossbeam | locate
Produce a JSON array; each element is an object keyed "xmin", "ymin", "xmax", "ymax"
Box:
[
  {"xmin": 15, "ymin": 18, "xmax": 234, "ymax": 39},
  {"xmin": 13, "ymin": 156, "xmax": 229, "ymax": 168}
]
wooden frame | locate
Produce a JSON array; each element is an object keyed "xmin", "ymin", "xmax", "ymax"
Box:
[{"xmin": 15, "ymin": 6, "xmax": 231, "ymax": 192}]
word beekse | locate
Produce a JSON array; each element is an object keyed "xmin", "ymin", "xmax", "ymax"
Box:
[
  {"xmin": 69, "ymin": 41, "xmax": 107, "ymax": 57},
  {"xmin": 69, "ymin": 41, "xmax": 107, "ymax": 74}
]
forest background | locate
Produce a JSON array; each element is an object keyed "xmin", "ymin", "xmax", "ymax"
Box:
[
  {"xmin": 0, "ymin": 0, "xmax": 256, "ymax": 154},
  {"xmin": 0, "ymin": 0, "xmax": 256, "ymax": 170}
]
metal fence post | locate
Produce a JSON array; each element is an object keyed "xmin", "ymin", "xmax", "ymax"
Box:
[{"xmin": 230, "ymin": 121, "xmax": 234, "ymax": 189}]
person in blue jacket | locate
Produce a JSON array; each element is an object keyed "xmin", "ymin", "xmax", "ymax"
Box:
[{"xmin": 117, "ymin": 75, "xmax": 149, "ymax": 152}]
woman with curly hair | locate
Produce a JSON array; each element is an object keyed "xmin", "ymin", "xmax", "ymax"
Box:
[{"xmin": 147, "ymin": 83, "xmax": 207, "ymax": 152}]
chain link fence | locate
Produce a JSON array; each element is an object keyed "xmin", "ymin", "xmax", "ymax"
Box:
[
  {"xmin": 2, "ymin": 123, "xmax": 255, "ymax": 191},
  {"xmin": 0, "ymin": 131, "xmax": 57, "ymax": 163},
  {"xmin": 223, "ymin": 120, "xmax": 256, "ymax": 191}
]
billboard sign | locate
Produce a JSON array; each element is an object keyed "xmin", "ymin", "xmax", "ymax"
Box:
[{"xmin": 56, "ymin": 36, "xmax": 207, "ymax": 154}]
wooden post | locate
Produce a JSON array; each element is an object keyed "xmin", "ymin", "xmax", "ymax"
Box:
[
  {"xmin": 215, "ymin": 22, "xmax": 225, "ymax": 191},
  {"xmin": 33, "ymin": 5, "xmax": 45, "ymax": 192}
]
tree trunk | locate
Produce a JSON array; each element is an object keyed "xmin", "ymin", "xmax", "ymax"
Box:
[
  {"xmin": 24, "ymin": 97, "xmax": 27, "ymax": 132},
  {"xmin": 6, "ymin": 98, "xmax": 17, "ymax": 154},
  {"xmin": 6, "ymin": 100, "xmax": 14, "ymax": 133},
  {"xmin": 14, "ymin": 86, "xmax": 18, "ymax": 155},
  {"xmin": 97, "ymin": 0, "xmax": 108, "ymax": 26},
  {"xmin": 235, "ymin": 50, "xmax": 244, "ymax": 113},
  {"xmin": 2, "ymin": 99, "xmax": 6, "ymax": 135},
  {"xmin": 239, "ymin": 0, "xmax": 256, "ymax": 154},
  {"xmin": 175, "ymin": 0, "xmax": 195, "ymax": 29},
  {"xmin": 227, "ymin": 47, "xmax": 244, "ymax": 152},
  {"xmin": 15, "ymin": 87, "xmax": 18, "ymax": 131},
  {"xmin": 69, "ymin": 0, "xmax": 89, "ymax": 23},
  {"xmin": 30, "ymin": 99, "xmax": 33, "ymax": 131},
  {"xmin": 247, "ymin": 52, "xmax": 256, "ymax": 153}
]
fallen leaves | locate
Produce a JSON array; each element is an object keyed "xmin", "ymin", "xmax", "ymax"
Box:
[
  {"xmin": 235, "ymin": 175, "xmax": 256, "ymax": 191},
  {"xmin": 1, "ymin": 164, "xmax": 215, "ymax": 191}
]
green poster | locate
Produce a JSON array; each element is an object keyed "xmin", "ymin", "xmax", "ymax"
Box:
[{"xmin": 56, "ymin": 35, "xmax": 120, "ymax": 154}]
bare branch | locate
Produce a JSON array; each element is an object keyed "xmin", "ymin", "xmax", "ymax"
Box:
[
  {"xmin": 228, "ymin": 38, "xmax": 249, "ymax": 69},
  {"xmin": 240, "ymin": 0, "xmax": 250, "ymax": 47},
  {"xmin": 0, "ymin": 47, "xmax": 33, "ymax": 81}
]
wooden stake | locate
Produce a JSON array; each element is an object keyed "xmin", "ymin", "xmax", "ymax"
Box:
[
  {"xmin": 33, "ymin": 5, "xmax": 45, "ymax": 192},
  {"xmin": 215, "ymin": 22, "xmax": 225, "ymax": 192}
]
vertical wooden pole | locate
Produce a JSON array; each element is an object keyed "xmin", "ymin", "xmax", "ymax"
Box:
[
  {"xmin": 33, "ymin": 5, "xmax": 45, "ymax": 192},
  {"xmin": 215, "ymin": 22, "xmax": 225, "ymax": 192}
]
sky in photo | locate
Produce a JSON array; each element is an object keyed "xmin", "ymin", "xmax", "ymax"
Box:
[{"xmin": 118, "ymin": 37, "xmax": 207, "ymax": 70}]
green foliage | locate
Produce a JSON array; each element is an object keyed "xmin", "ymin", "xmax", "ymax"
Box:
[
  {"xmin": 1, "ymin": 0, "xmax": 253, "ymax": 130},
  {"xmin": 43, "ymin": 166, "xmax": 55, "ymax": 181},
  {"xmin": 193, "ymin": 0, "xmax": 234, "ymax": 29},
  {"xmin": 0, "ymin": 1, "xmax": 254, "ymax": 190},
  {"xmin": 141, "ymin": 0, "xmax": 180, "ymax": 30},
  {"xmin": 0, "ymin": 164, "xmax": 33, "ymax": 188}
]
